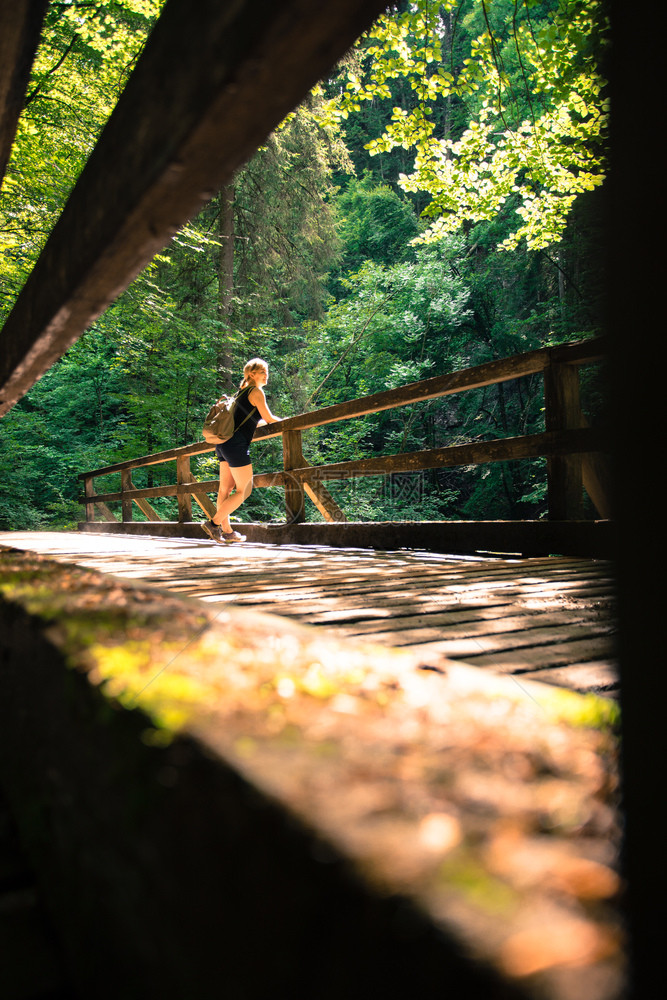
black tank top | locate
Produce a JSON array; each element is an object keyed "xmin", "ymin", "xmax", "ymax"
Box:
[{"xmin": 233, "ymin": 385, "xmax": 260, "ymax": 442}]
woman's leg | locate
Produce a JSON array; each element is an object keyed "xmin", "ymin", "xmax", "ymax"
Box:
[
  {"xmin": 213, "ymin": 462, "xmax": 236, "ymax": 525},
  {"xmin": 214, "ymin": 463, "xmax": 253, "ymax": 532}
]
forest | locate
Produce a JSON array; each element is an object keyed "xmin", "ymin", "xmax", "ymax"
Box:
[{"xmin": 0, "ymin": 0, "xmax": 610, "ymax": 531}]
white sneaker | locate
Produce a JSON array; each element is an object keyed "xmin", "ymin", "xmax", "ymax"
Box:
[{"xmin": 221, "ymin": 529, "xmax": 246, "ymax": 543}]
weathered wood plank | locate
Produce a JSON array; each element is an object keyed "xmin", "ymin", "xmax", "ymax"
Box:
[
  {"xmin": 188, "ymin": 593, "xmax": 514, "ymax": 618},
  {"xmin": 278, "ymin": 427, "xmax": 608, "ymax": 483},
  {"xmin": 302, "ymin": 459, "xmax": 348, "ymax": 522},
  {"xmin": 339, "ymin": 619, "xmax": 615, "ymax": 650},
  {"xmin": 120, "ymin": 470, "xmax": 133, "ymax": 523},
  {"xmin": 133, "ymin": 497, "xmax": 162, "ymax": 522},
  {"xmin": 446, "ymin": 636, "xmax": 617, "ymax": 672},
  {"xmin": 153, "ymin": 559, "xmax": 614, "ymax": 599},
  {"xmin": 582, "ymin": 448, "xmax": 613, "ymax": 519},
  {"xmin": 282, "ymin": 429, "xmax": 305, "ymax": 524},
  {"xmin": 150, "ymin": 568, "xmax": 613, "ymax": 604},
  {"xmin": 0, "ymin": 0, "xmax": 48, "ymax": 183},
  {"xmin": 94, "ymin": 502, "xmax": 119, "ymax": 522},
  {"xmin": 176, "ymin": 455, "xmax": 192, "ymax": 523},
  {"xmin": 84, "ymin": 476, "xmax": 96, "ymax": 523},
  {"xmin": 545, "ymin": 361, "xmax": 584, "ymax": 520},
  {"xmin": 243, "ymin": 519, "xmax": 616, "ymax": 558},
  {"xmin": 0, "ymin": 0, "xmax": 390, "ymax": 415},
  {"xmin": 80, "ymin": 480, "xmax": 220, "ymax": 504},
  {"xmin": 73, "ymin": 552, "xmax": 594, "ymax": 600},
  {"xmin": 330, "ymin": 607, "xmax": 614, "ymax": 638},
  {"xmin": 153, "ymin": 587, "xmax": 614, "ymax": 628},
  {"xmin": 191, "ymin": 491, "xmax": 217, "ymax": 519},
  {"xmin": 519, "ymin": 662, "xmax": 619, "ymax": 692},
  {"xmin": 79, "ymin": 443, "xmax": 214, "ymax": 477},
  {"xmin": 76, "ymin": 516, "xmax": 615, "ymax": 558}
]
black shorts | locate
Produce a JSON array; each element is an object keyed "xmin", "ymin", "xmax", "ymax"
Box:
[{"xmin": 215, "ymin": 431, "xmax": 251, "ymax": 467}]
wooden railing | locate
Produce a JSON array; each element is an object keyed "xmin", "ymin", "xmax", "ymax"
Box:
[{"xmin": 79, "ymin": 336, "xmax": 611, "ymax": 528}]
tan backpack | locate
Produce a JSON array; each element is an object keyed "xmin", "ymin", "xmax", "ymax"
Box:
[{"xmin": 202, "ymin": 386, "xmax": 253, "ymax": 444}]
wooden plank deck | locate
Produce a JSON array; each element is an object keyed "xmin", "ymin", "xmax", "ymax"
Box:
[{"xmin": 0, "ymin": 530, "xmax": 617, "ymax": 697}]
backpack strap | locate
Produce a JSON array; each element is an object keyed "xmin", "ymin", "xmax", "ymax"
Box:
[{"xmin": 231, "ymin": 384, "xmax": 256, "ymax": 434}]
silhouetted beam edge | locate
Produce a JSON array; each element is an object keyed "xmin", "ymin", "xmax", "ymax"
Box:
[
  {"xmin": 0, "ymin": 0, "xmax": 48, "ymax": 185},
  {"xmin": 0, "ymin": 0, "xmax": 389, "ymax": 416}
]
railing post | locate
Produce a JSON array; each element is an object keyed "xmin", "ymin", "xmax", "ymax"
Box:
[
  {"xmin": 282, "ymin": 429, "xmax": 305, "ymax": 524},
  {"xmin": 84, "ymin": 476, "xmax": 95, "ymax": 522},
  {"xmin": 120, "ymin": 470, "xmax": 133, "ymax": 523},
  {"xmin": 544, "ymin": 360, "xmax": 584, "ymax": 520},
  {"xmin": 176, "ymin": 455, "xmax": 193, "ymax": 523}
]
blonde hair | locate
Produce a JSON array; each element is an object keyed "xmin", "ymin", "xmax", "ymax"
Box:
[{"xmin": 239, "ymin": 358, "xmax": 268, "ymax": 389}]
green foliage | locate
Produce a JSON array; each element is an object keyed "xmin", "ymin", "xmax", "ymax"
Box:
[
  {"xmin": 334, "ymin": 173, "xmax": 421, "ymax": 274},
  {"xmin": 1, "ymin": 1, "xmax": 164, "ymax": 313},
  {"xmin": 328, "ymin": 0, "xmax": 609, "ymax": 251},
  {"xmin": 228, "ymin": 100, "xmax": 346, "ymax": 333},
  {"xmin": 0, "ymin": 331, "xmax": 128, "ymax": 528}
]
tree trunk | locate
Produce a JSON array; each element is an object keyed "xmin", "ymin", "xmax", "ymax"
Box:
[{"xmin": 217, "ymin": 181, "xmax": 235, "ymax": 391}]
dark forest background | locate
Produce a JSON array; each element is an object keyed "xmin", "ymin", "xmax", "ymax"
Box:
[{"xmin": 0, "ymin": 0, "xmax": 609, "ymax": 530}]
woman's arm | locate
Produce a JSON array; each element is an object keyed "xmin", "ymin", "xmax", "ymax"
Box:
[{"xmin": 248, "ymin": 386, "xmax": 280, "ymax": 424}]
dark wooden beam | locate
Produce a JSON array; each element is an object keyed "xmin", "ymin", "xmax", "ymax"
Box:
[
  {"xmin": 75, "ymin": 518, "xmax": 615, "ymax": 559},
  {"xmin": 282, "ymin": 429, "xmax": 306, "ymax": 524},
  {"xmin": 0, "ymin": 0, "xmax": 48, "ymax": 185},
  {"xmin": 544, "ymin": 360, "xmax": 584, "ymax": 520},
  {"xmin": 0, "ymin": 0, "xmax": 389, "ymax": 416},
  {"xmin": 255, "ymin": 427, "xmax": 609, "ymax": 485}
]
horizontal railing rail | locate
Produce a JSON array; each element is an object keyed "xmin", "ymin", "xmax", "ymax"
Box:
[{"xmin": 79, "ymin": 336, "xmax": 611, "ymax": 527}]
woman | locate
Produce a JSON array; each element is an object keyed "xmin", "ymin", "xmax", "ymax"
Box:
[{"xmin": 202, "ymin": 358, "xmax": 281, "ymax": 543}]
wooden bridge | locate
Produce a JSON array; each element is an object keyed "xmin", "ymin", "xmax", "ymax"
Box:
[
  {"xmin": 78, "ymin": 336, "xmax": 611, "ymax": 550},
  {"xmin": 65, "ymin": 327, "xmax": 617, "ymax": 699}
]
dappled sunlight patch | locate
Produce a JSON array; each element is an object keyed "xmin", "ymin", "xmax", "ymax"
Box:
[{"xmin": 88, "ymin": 640, "xmax": 217, "ymax": 732}]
